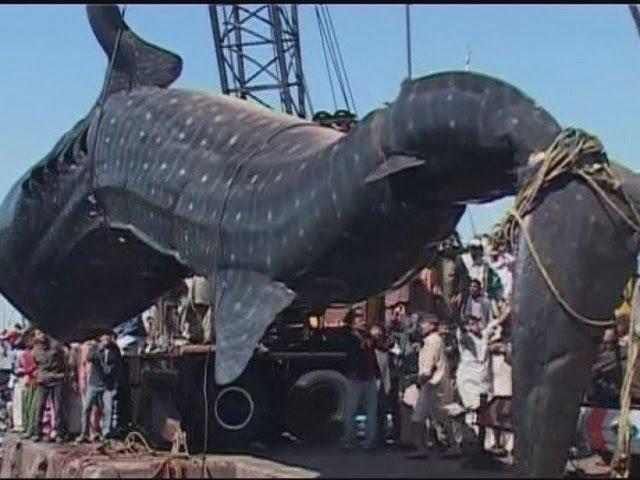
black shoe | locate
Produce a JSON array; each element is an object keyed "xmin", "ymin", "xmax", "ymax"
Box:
[{"xmin": 31, "ymin": 435, "xmax": 42, "ymax": 443}]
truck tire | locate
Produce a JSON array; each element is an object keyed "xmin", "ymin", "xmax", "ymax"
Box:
[
  {"xmin": 285, "ymin": 369, "xmax": 348, "ymax": 443},
  {"xmin": 210, "ymin": 368, "xmax": 272, "ymax": 448}
]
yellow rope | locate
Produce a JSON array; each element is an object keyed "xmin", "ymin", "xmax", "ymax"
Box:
[
  {"xmin": 492, "ymin": 127, "xmax": 640, "ymax": 477},
  {"xmin": 508, "ymin": 208, "xmax": 615, "ymax": 328},
  {"xmin": 611, "ymin": 298, "xmax": 639, "ymax": 478}
]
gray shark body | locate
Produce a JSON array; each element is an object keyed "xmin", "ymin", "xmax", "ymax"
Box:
[
  {"xmin": 0, "ymin": 7, "xmax": 562, "ymax": 385},
  {"xmin": 6, "ymin": 7, "xmax": 626, "ymax": 475}
]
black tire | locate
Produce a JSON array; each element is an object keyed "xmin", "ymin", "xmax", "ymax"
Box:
[
  {"xmin": 210, "ymin": 367, "xmax": 272, "ymax": 449},
  {"xmin": 285, "ymin": 369, "xmax": 348, "ymax": 444}
]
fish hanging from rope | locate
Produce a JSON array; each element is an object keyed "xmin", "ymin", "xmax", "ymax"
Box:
[{"xmin": 3, "ymin": 6, "xmax": 640, "ymax": 475}]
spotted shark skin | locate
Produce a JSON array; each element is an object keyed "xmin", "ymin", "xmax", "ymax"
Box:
[
  {"xmin": 7, "ymin": 5, "xmax": 636, "ymax": 476},
  {"xmin": 0, "ymin": 6, "xmax": 563, "ymax": 385}
]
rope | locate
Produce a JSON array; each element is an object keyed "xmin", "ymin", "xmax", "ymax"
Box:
[
  {"xmin": 494, "ymin": 128, "xmax": 640, "ymax": 328},
  {"xmin": 508, "ymin": 208, "xmax": 615, "ymax": 328},
  {"xmin": 492, "ymin": 127, "xmax": 640, "ymax": 477},
  {"xmin": 611, "ymin": 281, "xmax": 640, "ymax": 478}
]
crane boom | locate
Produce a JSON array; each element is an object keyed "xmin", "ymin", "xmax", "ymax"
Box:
[{"xmin": 208, "ymin": 4, "xmax": 311, "ymax": 118}]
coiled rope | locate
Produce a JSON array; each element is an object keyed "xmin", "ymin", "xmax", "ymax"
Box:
[
  {"xmin": 494, "ymin": 128, "xmax": 640, "ymax": 328},
  {"xmin": 493, "ymin": 127, "xmax": 640, "ymax": 477}
]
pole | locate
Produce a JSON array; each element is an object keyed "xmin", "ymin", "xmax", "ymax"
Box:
[
  {"xmin": 465, "ymin": 44, "xmax": 471, "ymax": 72},
  {"xmin": 405, "ymin": 4, "xmax": 412, "ymax": 80},
  {"xmin": 467, "ymin": 209, "xmax": 478, "ymax": 239}
]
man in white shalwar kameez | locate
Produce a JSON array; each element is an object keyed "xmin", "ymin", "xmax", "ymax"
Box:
[{"xmin": 456, "ymin": 315, "xmax": 501, "ymax": 433}]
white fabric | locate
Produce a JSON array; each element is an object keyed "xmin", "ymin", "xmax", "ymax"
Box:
[
  {"xmin": 186, "ymin": 276, "xmax": 211, "ymax": 306},
  {"xmin": 461, "ymin": 253, "xmax": 485, "ymax": 285},
  {"xmin": 412, "ymin": 333, "xmax": 454, "ymax": 423},
  {"xmin": 374, "ymin": 349, "xmax": 391, "ymax": 394},
  {"xmin": 456, "ymin": 322, "xmax": 498, "ymax": 409},
  {"xmin": 403, "ymin": 384, "xmax": 419, "ymax": 409},
  {"xmin": 12, "ymin": 378, "xmax": 24, "ymax": 431},
  {"xmin": 490, "ymin": 253, "xmax": 515, "ymax": 300},
  {"xmin": 412, "ymin": 382, "xmax": 454, "ymax": 423},
  {"xmin": 491, "ymin": 352, "xmax": 512, "ymax": 396},
  {"xmin": 418, "ymin": 333, "xmax": 449, "ymax": 387}
]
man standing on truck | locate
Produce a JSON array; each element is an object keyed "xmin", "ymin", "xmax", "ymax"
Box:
[
  {"xmin": 23, "ymin": 328, "xmax": 66, "ymax": 443},
  {"xmin": 341, "ymin": 313, "xmax": 380, "ymax": 451},
  {"xmin": 75, "ymin": 331, "xmax": 122, "ymax": 443}
]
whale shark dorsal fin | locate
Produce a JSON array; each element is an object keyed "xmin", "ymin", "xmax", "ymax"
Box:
[
  {"xmin": 87, "ymin": 5, "xmax": 182, "ymax": 96},
  {"xmin": 364, "ymin": 154, "xmax": 426, "ymax": 184},
  {"xmin": 212, "ymin": 270, "xmax": 296, "ymax": 385}
]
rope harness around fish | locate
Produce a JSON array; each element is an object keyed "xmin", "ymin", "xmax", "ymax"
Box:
[
  {"xmin": 494, "ymin": 128, "xmax": 640, "ymax": 328},
  {"xmin": 493, "ymin": 128, "xmax": 640, "ymax": 478}
]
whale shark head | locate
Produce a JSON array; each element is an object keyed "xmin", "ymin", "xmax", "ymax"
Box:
[{"xmin": 374, "ymin": 71, "xmax": 562, "ymax": 206}]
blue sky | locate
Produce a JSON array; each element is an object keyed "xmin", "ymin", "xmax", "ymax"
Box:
[{"xmin": 1, "ymin": 4, "xmax": 639, "ymax": 325}]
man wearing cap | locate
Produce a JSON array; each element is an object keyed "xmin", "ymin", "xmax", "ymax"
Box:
[
  {"xmin": 407, "ymin": 312, "xmax": 461, "ymax": 459},
  {"xmin": 76, "ymin": 330, "xmax": 122, "ymax": 443}
]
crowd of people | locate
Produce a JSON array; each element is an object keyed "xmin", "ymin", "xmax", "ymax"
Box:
[
  {"xmin": 0, "ymin": 275, "xmax": 213, "ymax": 446},
  {"xmin": 0, "ymin": 227, "xmax": 634, "ymax": 464},
  {"xmin": 0, "ymin": 325, "xmax": 124, "ymax": 444},
  {"xmin": 339, "ymin": 232, "xmax": 516, "ymax": 460}
]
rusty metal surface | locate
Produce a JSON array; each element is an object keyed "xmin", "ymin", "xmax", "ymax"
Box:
[{"xmin": 0, "ymin": 433, "xmax": 318, "ymax": 478}]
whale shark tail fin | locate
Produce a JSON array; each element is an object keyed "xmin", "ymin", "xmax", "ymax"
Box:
[{"xmin": 87, "ymin": 5, "xmax": 182, "ymax": 97}]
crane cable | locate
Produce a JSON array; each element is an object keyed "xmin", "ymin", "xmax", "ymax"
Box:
[
  {"xmin": 314, "ymin": 5, "xmax": 357, "ymax": 116},
  {"xmin": 321, "ymin": 5, "xmax": 352, "ymax": 113},
  {"xmin": 406, "ymin": 4, "xmax": 412, "ymax": 80},
  {"xmin": 322, "ymin": 5, "xmax": 358, "ymax": 117},
  {"xmin": 314, "ymin": 6, "xmax": 338, "ymax": 111},
  {"xmin": 315, "ymin": 5, "xmax": 349, "ymax": 111}
]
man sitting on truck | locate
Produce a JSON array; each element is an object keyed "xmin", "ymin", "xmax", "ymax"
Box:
[{"xmin": 341, "ymin": 313, "xmax": 380, "ymax": 451}]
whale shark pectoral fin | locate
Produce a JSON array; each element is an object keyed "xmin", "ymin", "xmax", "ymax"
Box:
[
  {"xmin": 364, "ymin": 154, "xmax": 426, "ymax": 184},
  {"xmin": 212, "ymin": 269, "xmax": 296, "ymax": 385}
]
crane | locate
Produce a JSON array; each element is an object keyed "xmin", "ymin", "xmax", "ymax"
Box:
[
  {"xmin": 208, "ymin": 5, "xmax": 311, "ymax": 119},
  {"xmin": 208, "ymin": 4, "xmax": 357, "ymax": 130}
]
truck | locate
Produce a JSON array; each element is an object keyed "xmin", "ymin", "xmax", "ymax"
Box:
[{"xmin": 121, "ymin": 303, "xmax": 364, "ymax": 452}]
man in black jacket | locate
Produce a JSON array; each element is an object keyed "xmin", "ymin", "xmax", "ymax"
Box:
[
  {"xmin": 75, "ymin": 331, "xmax": 122, "ymax": 443},
  {"xmin": 341, "ymin": 314, "xmax": 381, "ymax": 451}
]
